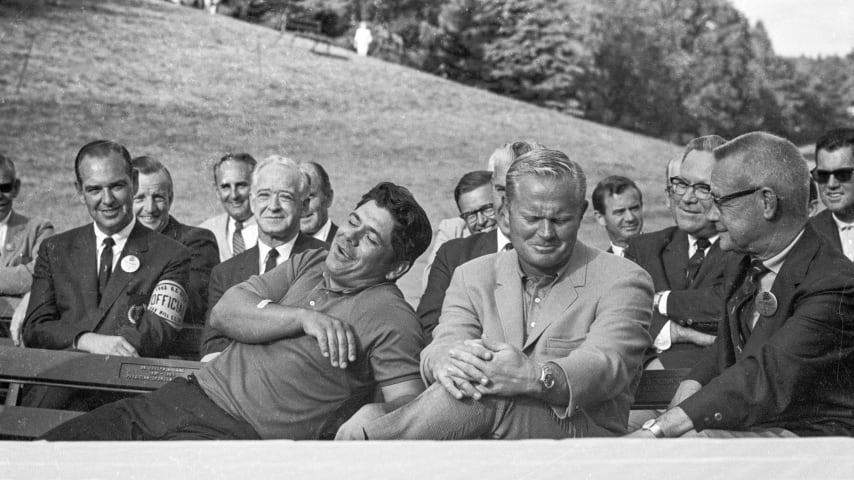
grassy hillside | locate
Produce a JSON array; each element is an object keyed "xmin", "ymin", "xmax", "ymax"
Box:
[{"xmin": 0, "ymin": 0, "xmax": 681, "ymax": 302}]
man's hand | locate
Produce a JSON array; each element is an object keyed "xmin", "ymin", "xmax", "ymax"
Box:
[
  {"xmin": 76, "ymin": 333, "xmax": 139, "ymax": 357},
  {"xmin": 432, "ymin": 339, "xmax": 494, "ymax": 400},
  {"xmin": 668, "ymin": 379, "xmax": 703, "ymax": 408},
  {"xmin": 300, "ymin": 311, "xmax": 357, "ymax": 368},
  {"xmin": 468, "ymin": 337, "xmax": 539, "ymax": 397},
  {"xmin": 624, "ymin": 428, "xmax": 658, "ymax": 438},
  {"xmin": 670, "ymin": 322, "xmax": 715, "ymax": 346}
]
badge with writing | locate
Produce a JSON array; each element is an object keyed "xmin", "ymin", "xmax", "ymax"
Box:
[
  {"xmin": 127, "ymin": 304, "xmax": 146, "ymax": 324},
  {"xmin": 121, "ymin": 255, "xmax": 140, "ymax": 273},
  {"xmin": 147, "ymin": 280, "xmax": 188, "ymax": 329},
  {"xmin": 755, "ymin": 291, "xmax": 778, "ymax": 317}
]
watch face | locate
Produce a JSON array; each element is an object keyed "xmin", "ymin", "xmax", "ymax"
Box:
[{"xmin": 541, "ymin": 366, "xmax": 556, "ymax": 389}]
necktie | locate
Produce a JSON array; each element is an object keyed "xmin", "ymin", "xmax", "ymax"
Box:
[
  {"xmin": 501, "ymin": 243, "xmax": 514, "ymax": 252},
  {"xmin": 732, "ymin": 259, "xmax": 770, "ymax": 338},
  {"xmin": 98, "ymin": 237, "xmax": 115, "ymax": 302},
  {"xmin": 232, "ymin": 220, "xmax": 245, "ymax": 255},
  {"xmin": 264, "ymin": 248, "xmax": 279, "ymax": 273},
  {"xmin": 685, "ymin": 237, "xmax": 711, "ymax": 284}
]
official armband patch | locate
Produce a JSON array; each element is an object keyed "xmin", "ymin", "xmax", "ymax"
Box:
[{"xmin": 147, "ymin": 280, "xmax": 188, "ymax": 329}]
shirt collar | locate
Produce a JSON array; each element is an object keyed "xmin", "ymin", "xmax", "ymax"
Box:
[
  {"xmin": 320, "ymin": 268, "xmax": 391, "ymax": 295},
  {"xmin": 258, "ymin": 234, "xmax": 298, "ymax": 268},
  {"xmin": 609, "ymin": 243, "xmax": 626, "ymax": 256},
  {"xmin": 831, "ymin": 213, "xmax": 854, "ymax": 230},
  {"xmin": 93, "ymin": 218, "xmax": 135, "ymax": 246},
  {"xmin": 759, "ymin": 228, "xmax": 804, "ymax": 275},
  {"xmin": 312, "ymin": 218, "xmax": 333, "ymax": 242},
  {"xmin": 687, "ymin": 233, "xmax": 719, "ymax": 249},
  {"xmin": 0, "ymin": 210, "xmax": 12, "ymax": 226},
  {"xmin": 496, "ymin": 228, "xmax": 511, "ymax": 252}
]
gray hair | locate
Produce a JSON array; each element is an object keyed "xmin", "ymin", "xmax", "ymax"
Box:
[
  {"xmin": 506, "ymin": 148, "xmax": 586, "ymax": 205},
  {"xmin": 252, "ymin": 155, "xmax": 310, "ymax": 200},
  {"xmin": 713, "ymin": 132, "xmax": 809, "ymax": 220}
]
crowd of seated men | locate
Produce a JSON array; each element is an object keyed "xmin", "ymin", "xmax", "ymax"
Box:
[{"xmin": 2, "ymin": 127, "xmax": 854, "ymax": 440}]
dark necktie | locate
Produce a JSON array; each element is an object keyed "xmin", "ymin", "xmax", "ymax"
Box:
[
  {"xmin": 686, "ymin": 237, "xmax": 711, "ymax": 285},
  {"xmin": 232, "ymin": 220, "xmax": 245, "ymax": 255},
  {"xmin": 264, "ymin": 248, "xmax": 279, "ymax": 273},
  {"xmin": 98, "ymin": 237, "xmax": 115, "ymax": 302},
  {"xmin": 732, "ymin": 259, "xmax": 770, "ymax": 338},
  {"xmin": 501, "ymin": 243, "xmax": 514, "ymax": 252}
]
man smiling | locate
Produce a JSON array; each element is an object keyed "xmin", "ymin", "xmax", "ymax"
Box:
[
  {"xmin": 131, "ymin": 156, "xmax": 219, "ymax": 326},
  {"xmin": 199, "ymin": 153, "xmax": 258, "ymax": 261},
  {"xmin": 43, "ymin": 182, "xmax": 432, "ymax": 440},
  {"xmin": 339, "ymin": 149, "xmax": 652, "ymax": 440}
]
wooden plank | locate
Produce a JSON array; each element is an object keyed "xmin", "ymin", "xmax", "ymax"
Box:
[
  {"xmin": 0, "ymin": 405, "xmax": 83, "ymax": 439},
  {"xmin": 0, "ymin": 346, "xmax": 202, "ymax": 394},
  {"xmin": 631, "ymin": 368, "xmax": 689, "ymax": 410}
]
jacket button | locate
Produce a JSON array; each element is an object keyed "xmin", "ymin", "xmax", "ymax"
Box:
[
  {"xmin": 714, "ymin": 412, "xmax": 723, "ymax": 421},
  {"xmin": 686, "ymin": 319, "xmax": 694, "ymax": 325}
]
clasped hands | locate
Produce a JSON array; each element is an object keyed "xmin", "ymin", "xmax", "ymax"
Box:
[{"xmin": 433, "ymin": 336, "xmax": 538, "ymax": 401}]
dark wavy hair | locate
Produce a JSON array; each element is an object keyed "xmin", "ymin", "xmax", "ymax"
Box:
[
  {"xmin": 74, "ymin": 140, "xmax": 133, "ymax": 184},
  {"xmin": 356, "ymin": 182, "xmax": 432, "ymax": 266}
]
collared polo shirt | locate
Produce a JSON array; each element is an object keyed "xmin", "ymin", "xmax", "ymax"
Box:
[{"xmin": 195, "ymin": 248, "xmax": 425, "ymax": 439}]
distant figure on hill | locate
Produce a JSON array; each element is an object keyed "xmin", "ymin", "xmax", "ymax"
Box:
[
  {"xmin": 354, "ymin": 22, "xmax": 372, "ymax": 56},
  {"xmin": 592, "ymin": 175, "xmax": 643, "ymax": 257},
  {"xmin": 0, "ymin": 154, "xmax": 54, "ymax": 327},
  {"xmin": 199, "ymin": 153, "xmax": 258, "ymax": 262},
  {"xmin": 299, "ymin": 161, "xmax": 338, "ymax": 243},
  {"xmin": 131, "ymin": 156, "xmax": 219, "ymax": 327}
]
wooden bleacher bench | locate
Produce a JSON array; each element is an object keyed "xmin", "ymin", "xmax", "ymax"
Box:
[
  {"xmin": 0, "ymin": 346, "xmax": 201, "ymax": 439},
  {"xmin": 284, "ymin": 16, "xmax": 331, "ymax": 54}
]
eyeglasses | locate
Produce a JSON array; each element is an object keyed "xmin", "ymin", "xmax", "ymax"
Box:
[
  {"xmin": 811, "ymin": 168, "xmax": 854, "ymax": 184},
  {"xmin": 712, "ymin": 187, "xmax": 761, "ymax": 208},
  {"xmin": 459, "ymin": 203, "xmax": 495, "ymax": 225},
  {"xmin": 0, "ymin": 183, "xmax": 15, "ymax": 194},
  {"xmin": 669, "ymin": 177, "xmax": 712, "ymax": 200}
]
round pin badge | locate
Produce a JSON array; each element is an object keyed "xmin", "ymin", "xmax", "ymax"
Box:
[
  {"xmin": 5, "ymin": 243, "xmax": 14, "ymax": 251},
  {"xmin": 121, "ymin": 255, "xmax": 140, "ymax": 273},
  {"xmin": 127, "ymin": 305, "xmax": 145, "ymax": 324},
  {"xmin": 755, "ymin": 291, "xmax": 778, "ymax": 317}
]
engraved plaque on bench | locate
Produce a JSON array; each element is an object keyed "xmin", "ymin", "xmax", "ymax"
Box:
[{"xmin": 119, "ymin": 363, "xmax": 200, "ymax": 386}]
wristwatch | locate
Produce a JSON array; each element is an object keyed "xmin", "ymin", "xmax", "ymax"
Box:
[
  {"xmin": 641, "ymin": 418, "xmax": 666, "ymax": 438},
  {"xmin": 539, "ymin": 363, "xmax": 556, "ymax": 390}
]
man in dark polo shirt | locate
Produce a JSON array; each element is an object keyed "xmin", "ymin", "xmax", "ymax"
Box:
[{"xmin": 42, "ymin": 182, "xmax": 433, "ymax": 440}]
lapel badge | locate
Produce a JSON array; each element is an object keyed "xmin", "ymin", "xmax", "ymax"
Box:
[
  {"xmin": 121, "ymin": 255, "xmax": 140, "ymax": 273},
  {"xmin": 127, "ymin": 304, "xmax": 145, "ymax": 324},
  {"xmin": 755, "ymin": 291, "xmax": 778, "ymax": 317},
  {"xmin": 5, "ymin": 243, "xmax": 14, "ymax": 251}
]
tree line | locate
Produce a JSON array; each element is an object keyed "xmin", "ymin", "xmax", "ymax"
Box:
[{"xmin": 229, "ymin": 0, "xmax": 854, "ymax": 145}]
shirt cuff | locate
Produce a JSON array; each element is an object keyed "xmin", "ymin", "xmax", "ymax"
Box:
[
  {"xmin": 657, "ymin": 290, "xmax": 671, "ymax": 316},
  {"xmin": 653, "ymin": 321, "xmax": 673, "ymax": 352},
  {"xmin": 200, "ymin": 352, "xmax": 222, "ymax": 363}
]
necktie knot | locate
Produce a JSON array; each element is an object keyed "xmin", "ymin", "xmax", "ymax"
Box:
[
  {"xmin": 102, "ymin": 237, "xmax": 115, "ymax": 249},
  {"xmin": 695, "ymin": 237, "xmax": 711, "ymax": 250},
  {"xmin": 264, "ymin": 248, "xmax": 280, "ymax": 273},
  {"xmin": 502, "ymin": 243, "xmax": 514, "ymax": 252},
  {"xmin": 747, "ymin": 259, "xmax": 770, "ymax": 284}
]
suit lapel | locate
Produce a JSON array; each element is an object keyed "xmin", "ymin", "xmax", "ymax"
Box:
[
  {"xmin": 72, "ymin": 225, "xmax": 101, "ymax": 316},
  {"xmin": 97, "ymin": 223, "xmax": 150, "ymax": 313},
  {"xmin": 522, "ymin": 242, "xmax": 588, "ymax": 351},
  {"xmin": 1, "ymin": 212, "xmax": 24, "ymax": 266},
  {"xmin": 661, "ymin": 229, "xmax": 689, "ymax": 290},
  {"xmin": 241, "ymin": 246, "xmax": 261, "ymax": 276},
  {"xmin": 494, "ymin": 252, "xmax": 524, "ymax": 347},
  {"xmin": 692, "ymin": 240, "xmax": 722, "ymax": 285}
]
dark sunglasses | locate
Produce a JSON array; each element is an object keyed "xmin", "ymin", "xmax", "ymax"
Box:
[
  {"xmin": 0, "ymin": 182, "xmax": 15, "ymax": 194},
  {"xmin": 811, "ymin": 168, "xmax": 854, "ymax": 184}
]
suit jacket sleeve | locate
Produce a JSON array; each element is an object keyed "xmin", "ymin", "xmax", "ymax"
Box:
[
  {"xmin": 0, "ymin": 218, "xmax": 55, "ymax": 295},
  {"xmin": 415, "ymin": 242, "xmax": 455, "ymax": 336},
  {"xmin": 184, "ymin": 227, "xmax": 220, "ymax": 325},
  {"xmin": 116, "ymin": 246, "xmax": 191, "ymax": 357},
  {"xmin": 550, "ymin": 267, "xmax": 653, "ymax": 417},
  {"xmin": 679, "ymin": 276, "xmax": 854, "ymax": 431},
  {"xmin": 23, "ymin": 239, "xmax": 68, "ymax": 348},
  {"xmin": 200, "ymin": 264, "xmax": 232, "ymax": 357}
]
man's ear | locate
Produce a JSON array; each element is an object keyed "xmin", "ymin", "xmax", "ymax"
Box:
[
  {"xmin": 760, "ymin": 188, "xmax": 778, "ymax": 220},
  {"xmin": 301, "ymin": 196, "xmax": 310, "ymax": 215},
  {"xmin": 579, "ymin": 200, "xmax": 589, "ymax": 218},
  {"xmin": 130, "ymin": 168, "xmax": 139, "ymax": 195},
  {"xmin": 74, "ymin": 181, "xmax": 86, "ymax": 205},
  {"xmin": 325, "ymin": 189, "xmax": 334, "ymax": 209},
  {"xmin": 384, "ymin": 260, "xmax": 411, "ymax": 282},
  {"xmin": 10, "ymin": 178, "xmax": 21, "ymax": 199},
  {"xmin": 593, "ymin": 209, "xmax": 605, "ymax": 227}
]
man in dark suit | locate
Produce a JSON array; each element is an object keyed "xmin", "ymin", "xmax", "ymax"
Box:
[
  {"xmin": 626, "ymin": 135, "xmax": 738, "ymax": 369},
  {"xmin": 416, "ymin": 141, "xmax": 542, "ymax": 335},
  {"xmin": 299, "ymin": 161, "xmax": 338, "ymax": 244},
  {"xmin": 22, "ymin": 140, "xmax": 191, "ymax": 409},
  {"xmin": 0, "ymin": 154, "xmax": 54, "ymax": 323},
  {"xmin": 592, "ymin": 175, "xmax": 643, "ymax": 257},
  {"xmin": 630, "ymin": 132, "xmax": 854, "ymax": 438},
  {"xmin": 131, "ymin": 156, "xmax": 219, "ymax": 326},
  {"xmin": 200, "ymin": 155, "xmax": 328, "ymax": 361},
  {"xmin": 809, "ymin": 128, "xmax": 854, "ymax": 261}
]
